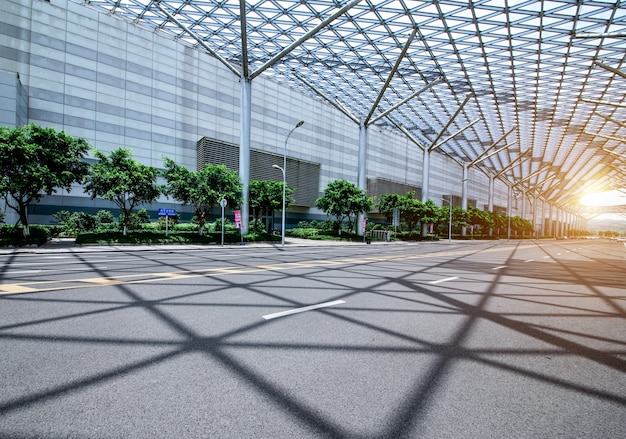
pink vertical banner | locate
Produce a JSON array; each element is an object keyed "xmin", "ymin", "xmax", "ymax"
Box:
[
  {"xmin": 429, "ymin": 223, "xmax": 434, "ymax": 233},
  {"xmin": 234, "ymin": 210, "xmax": 242, "ymax": 229}
]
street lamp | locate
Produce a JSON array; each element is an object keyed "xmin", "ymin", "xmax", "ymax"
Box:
[
  {"xmin": 272, "ymin": 163, "xmax": 285, "ymax": 244},
  {"xmin": 442, "ymin": 197, "xmax": 453, "ymax": 243},
  {"xmin": 273, "ymin": 120, "xmax": 304, "ymax": 246}
]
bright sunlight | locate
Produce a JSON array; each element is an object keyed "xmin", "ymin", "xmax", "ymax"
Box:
[{"xmin": 580, "ymin": 189, "xmax": 626, "ymax": 207}]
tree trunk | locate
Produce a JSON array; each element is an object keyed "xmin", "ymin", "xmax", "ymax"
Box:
[
  {"xmin": 19, "ymin": 203, "xmax": 29, "ymax": 237},
  {"xmin": 197, "ymin": 211, "xmax": 206, "ymax": 236}
]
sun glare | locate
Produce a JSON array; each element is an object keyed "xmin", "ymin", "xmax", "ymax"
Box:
[{"xmin": 580, "ymin": 189, "xmax": 626, "ymax": 207}]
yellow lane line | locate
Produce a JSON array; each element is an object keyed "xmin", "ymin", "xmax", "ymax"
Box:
[
  {"xmin": 0, "ymin": 243, "xmax": 537, "ymax": 296},
  {"xmin": 0, "ymin": 285, "xmax": 39, "ymax": 294}
]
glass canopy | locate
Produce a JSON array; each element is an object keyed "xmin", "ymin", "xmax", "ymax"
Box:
[{"xmin": 85, "ymin": 0, "xmax": 626, "ymax": 217}]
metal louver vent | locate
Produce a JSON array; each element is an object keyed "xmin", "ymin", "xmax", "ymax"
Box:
[
  {"xmin": 367, "ymin": 178, "xmax": 422, "ymax": 202},
  {"xmin": 197, "ymin": 137, "xmax": 320, "ymax": 207}
]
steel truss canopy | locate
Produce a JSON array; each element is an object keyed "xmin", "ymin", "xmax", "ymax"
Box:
[{"xmin": 85, "ymin": 0, "xmax": 626, "ymax": 215}]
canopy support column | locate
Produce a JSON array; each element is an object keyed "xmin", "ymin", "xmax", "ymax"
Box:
[
  {"xmin": 421, "ymin": 148, "xmax": 431, "ymax": 237},
  {"xmin": 239, "ymin": 77, "xmax": 252, "ymax": 235},
  {"xmin": 357, "ymin": 120, "xmax": 368, "ymax": 236},
  {"xmin": 488, "ymin": 176, "xmax": 494, "ymax": 237},
  {"xmin": 461, "ymin": 163, "xmax": 469, "ymax": 236}
]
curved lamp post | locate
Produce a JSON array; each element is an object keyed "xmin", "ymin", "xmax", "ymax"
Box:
[{"xmin": 273, "ymin": 120, "xmax": 304, "ymax": 246}]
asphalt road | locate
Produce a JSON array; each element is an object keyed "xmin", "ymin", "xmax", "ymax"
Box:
[{"xmin": 1, "ymin": 240, "xmax": 625, "ymax": 438}]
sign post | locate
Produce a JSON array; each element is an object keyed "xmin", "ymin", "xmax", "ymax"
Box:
[
  {"xmin": 392, "ymin": 207, "xmax": 400, "ymax": 240},
  {"xmin": 157, "ymin": 208, "xmax": 176, "ymax": 237},
  {"xmin": 362, "ymin": 218, "xmax": 367, "ymax": 243},
  {"xmin": 220, "ymin": 199, "xmax": 227, "ymax": 247},
  {"xmin": 234, "ymin": 210, "xmax": 243, "ymax": 245}
]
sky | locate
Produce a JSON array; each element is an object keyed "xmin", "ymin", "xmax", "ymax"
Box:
[{"xmin": 580, "ymin": 190, "xmax": 626, "ymax": 221}]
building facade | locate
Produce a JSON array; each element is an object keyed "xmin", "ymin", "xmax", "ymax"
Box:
[{"xmin": 1, "ymin": 0, "xmax": 513, "ymax": 229}]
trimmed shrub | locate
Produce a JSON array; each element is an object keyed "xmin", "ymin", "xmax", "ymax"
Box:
[
  {"xmin": 174, "ymin": 223, "xmax": 200, "ymax": 232},
  {"xmin": 0, "ymin": 224, "xmax": 50, "ymax": 247}
]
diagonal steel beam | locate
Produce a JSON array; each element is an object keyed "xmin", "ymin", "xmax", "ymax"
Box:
[
  {"xmin": 584, "ymin": 131, "xmax": 626, "ymax": 144},
  {"xmin": 429, "ymin": 93, "xmax": 474, "ymax": 151},
  {"xmin": 250, "ymin": 0, "xmax": 363, "ymax": 80},
  {"xmin": 155, "ymin": 2, "xmax": 241, "ymax": 78},
  {"xmin": 540, "ymin": 179, "xmax": 570, "ymax": 204},
  {"xmin": 593, "ymin": 111, "xmax": 626, "ymax": 129},
  {"xmin": 573, "ymin": 32, "xmax": 626, "ymax": 38},
  {"xmin": 294, "ymin": 73, "xmax": 360, "ymax": 124},
  {"xmin": 513, "ymin": 165, "xmax": 552, "ymax": 187},
  {"xmin": 431, "ymin": 119, "xmax": 481, "ymax": 152},
  {"xmin": 595, "ymin": 61, "xmax": 626, "ymax": 79},
  {"xmin": 526, "ymin": 174, "xmax": 557, "ymax": 193},
  {"xmin": 365, "ymin": 28, "xmax": 418, "ymax": 125},
  {"xmin": 469, "ymin": 141, "xmax": 517, "ymax": 167},
  {"xmin": 603, "ymin": 148, "xmax": 626, "ymax": 160},
  {"xmin": 493, "ymin": 149, "xmax": 531, "ymax": 178},
  {"xmin": 581, "ymin": 98, "xmax": 626, "ymax": 108},
  {"xmin": 606, "ymin": 163, "xmax": 626, "ymax": 176},
  {"xmin": 468, "ymin": 126, "xmax": 517, "ymax": 166},
  {"xmin": 368, "ymin": 76, "xmax": 444, "ymax": 126},
  {"xmin": 388, "ymin": 118, "xmax": 427, "ymax": 151}
]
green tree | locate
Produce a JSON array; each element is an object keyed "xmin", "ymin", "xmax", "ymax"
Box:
[
  {"xmin": 400, "ymin": 192, "xmax": 425, "ymax": 233},
  {"xmin": 316, "ymin": 179, "xmax": 373, "ymax": 234},
  {"xmin": 377, "ymin": 192, "xmax": 432, "ymax": 234},
  {"xmin": 437, "ymin": 205, "xmax": 468, "ymax": 235},
  {"xmin": 162, "ymin": 158, "xmax": 242, "ymax": 235},
  {"xmin": 490, "ymin": 211, "xmax": 508, "ymax": 237},
  {"xmin": 467, "ymin": 206, "xmax": 493, "ymax": 236},
  {"xmin": 419, "ymin": 199, "xmax": 441, "ymax": 235},
  {"xmin": 84, "ymin": 148, "xmax": 162, "ymax": 235},
  {"xmin": 376, "ymin": 193, "xmax": 402, "ymax": 224},
  {"xmin": 0, "ymin": 124, "xmax": 90, "ymax": 236},
  {"xmin": 249, "ymin": 180, "xmax": 294, "ymax": 232},
  {"xmin": 510, "ymin": 215, "xmax": 534, "ymax": 236},
  {"xmin": 453, "ymin": 206, "xmax": 469, "ymax": 231}
]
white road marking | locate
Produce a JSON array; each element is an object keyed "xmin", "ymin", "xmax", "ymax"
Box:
[
  {"xmin": 5, "ymin": 267, "xmax": 107, "ymax": 276},
  {"xmin": 524, "ymin": 259, "xmax": 534, "ymax": 262},
  {"xmin": 543, "ymin": 256, "xmax": 550, "ymax": 259},
  {"xmin": 429, "ymin": 276, "xmax": 459, "ymax": 284},
  {"xmin": 5, "ymin": 270, "xmax": 42, "ymax": 274},
  {"xmin": 5, "ymin": 258, "xmax": 134, "ymax": 267},
  {"xmin": 262, "ymin": 300, "xmax": 346, "ymax": 320},
  {"xmin": 60, "ymin": 267, "xmax": 108, "ymax": 272},
  {"xmin": 492, "ymin": 265, "xmax": 507, "ymax": 270}
]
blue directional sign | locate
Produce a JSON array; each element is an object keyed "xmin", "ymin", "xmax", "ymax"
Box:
[{"xmin": 157, "ymin": 208, "xmax": 176, "ymax": 216}]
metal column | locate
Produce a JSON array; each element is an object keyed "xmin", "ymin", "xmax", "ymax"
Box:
[
  {"xmin": 239, "ymin": 77, "xmax": 252, "ymax": 235},
  {"xmin": 461, "ymin": 163, "xmax": 469, "ymax": 236},
  {"xmin": 357, "ymin": 120, "xmax": 368, "ymax": 236},
  {"xmin": 488, "ymin": 176, "xmax": 494, "ymax": 236},
  {"xmin": 421, "ymin": 148, "xmax": 431, "ymax": 237}
]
